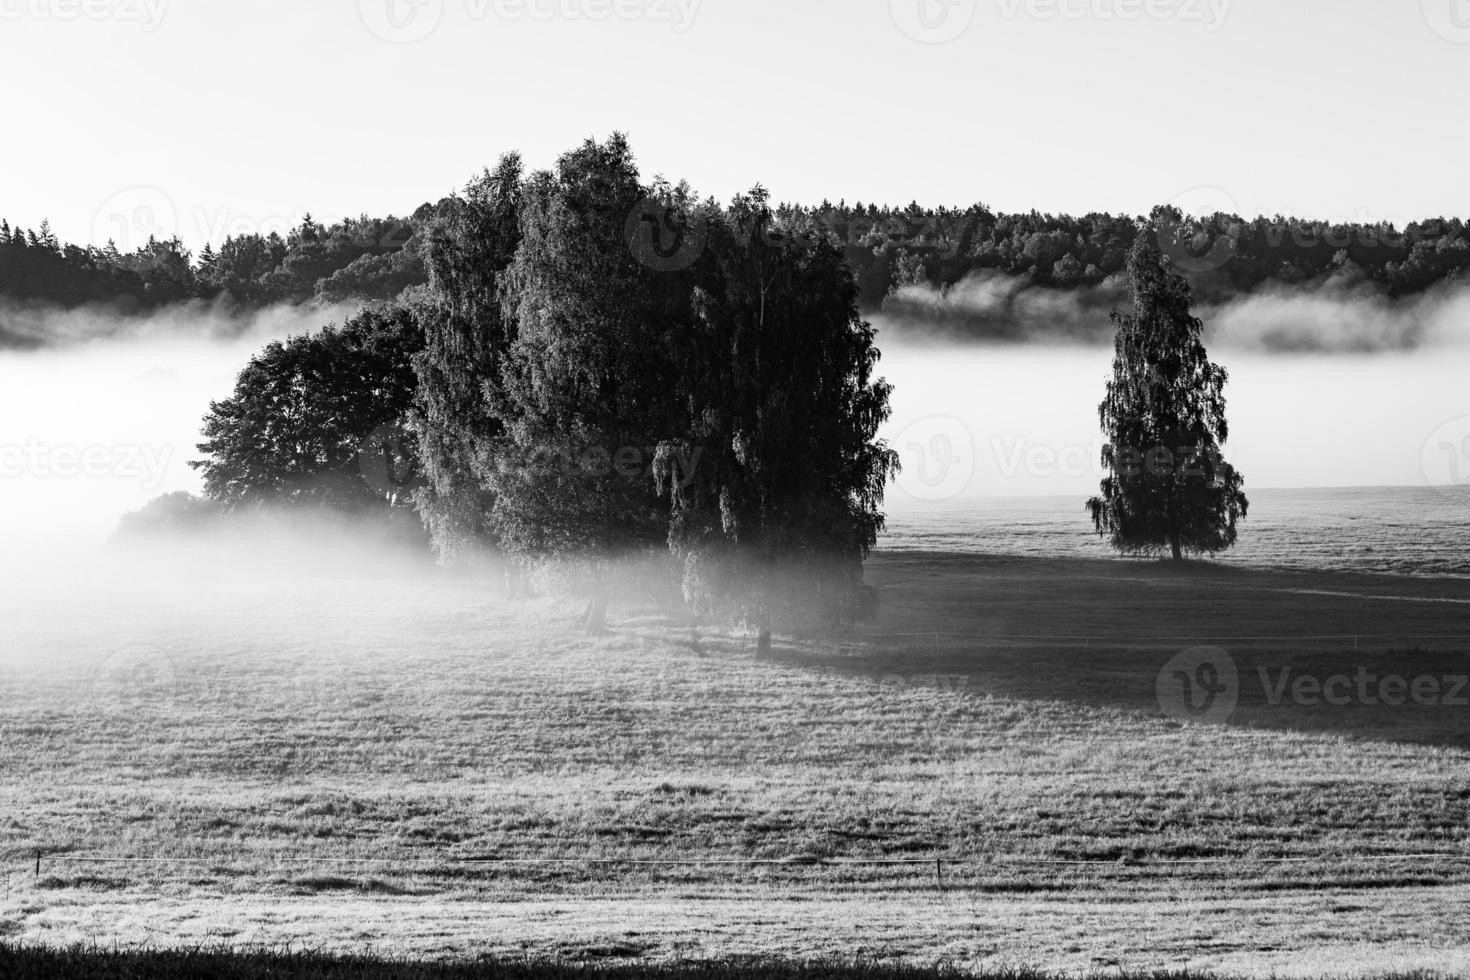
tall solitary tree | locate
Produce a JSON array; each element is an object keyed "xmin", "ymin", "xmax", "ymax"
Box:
[{"xmin": 1087, "ymin": 222, "xmax": 1247, "ymax": 561}]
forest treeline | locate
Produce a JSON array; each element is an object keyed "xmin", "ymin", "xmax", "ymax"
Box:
[
  {"xmin": 4, "ymin": 192, "xmax": 1468, "ymax": 335},
  {"xmin": 0, "ymin": 212, "xmax": 426, "ymax": 314}
]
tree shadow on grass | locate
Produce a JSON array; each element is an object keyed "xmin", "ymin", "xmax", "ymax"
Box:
[{"xmin": 759, "ymin": 551, "xmax": 1470, "ymax": 751}]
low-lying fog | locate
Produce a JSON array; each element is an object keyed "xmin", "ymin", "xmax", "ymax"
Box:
[
  {"xmin": 2, "ymin": 288, "xmax": 1468, "ymax": 573},
  {"xmin": 0, "ymin": 302, "xmax": 351, "ymax": 561},
  {"xmin": 880, "ymin": 342, "xmax": 1469, "ymax": 504}
]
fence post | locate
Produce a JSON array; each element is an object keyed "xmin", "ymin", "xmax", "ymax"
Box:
[
  {"xmin": 35, "ymin": 850, "xmax": 40, "ymax": 877},
  {"xmin": 935, "ymin": 858, "xmax": 943, "ymax": 891}
]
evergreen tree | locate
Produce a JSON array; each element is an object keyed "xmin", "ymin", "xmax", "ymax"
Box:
[{"xmin": 1087, "ymin": 221, "xmax": 1247, "ymax": 561}]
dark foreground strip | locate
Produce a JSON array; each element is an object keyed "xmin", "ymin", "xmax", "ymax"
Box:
[{"xmin": 0, "ymin": 946, "xmax": 1455, "ymax": 980}]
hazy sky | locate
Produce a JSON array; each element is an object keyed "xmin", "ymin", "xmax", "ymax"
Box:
[{"xmin": 3, "ymin": 0, "xmax": 1468, "ymax": 253}]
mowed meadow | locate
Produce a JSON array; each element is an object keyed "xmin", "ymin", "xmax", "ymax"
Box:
[{"xmin": 2, "ymin": 541, "xmax": 1470, "ymax": 975}]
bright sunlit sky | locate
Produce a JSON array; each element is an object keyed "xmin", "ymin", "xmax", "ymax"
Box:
[
  {"xmin": 3, "ymin": 0, "xmax": 1468, "ymax": 253},
  {"xmin": 2, "ymin": 0, "xmax": 1470, "ymax": 530}
]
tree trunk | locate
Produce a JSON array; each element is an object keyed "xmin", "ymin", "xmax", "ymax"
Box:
[
  {"xmin": 583, "ymin": 592, "xmax": 609, "ymax": 635},
  {"xmin": 687, "ymin": 612, "xmax": 706, "ymax": 657},
  {"xmin": 581, "ymin": 566, "xmax": 610, "ymax": 636}
]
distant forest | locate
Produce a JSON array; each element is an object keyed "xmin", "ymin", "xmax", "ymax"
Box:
[{"xmin": 2, "ymin": 199, "xmax": 1467, "ymax": 327}]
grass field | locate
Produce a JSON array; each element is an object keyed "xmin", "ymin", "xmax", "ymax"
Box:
[
  {"xmin": 2, "ymin": 547, "xmax": 1469, "ymax": 976},
  {"xmin": 9, "ymin": 946, "xmax": 1463, "ymax": 980}
]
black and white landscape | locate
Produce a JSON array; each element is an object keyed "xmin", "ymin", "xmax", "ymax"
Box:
[{"xmin": 3, "ymin": 2, "xmax": 1470, "ymax": 977}]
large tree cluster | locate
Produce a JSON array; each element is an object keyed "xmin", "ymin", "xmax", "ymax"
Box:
[
  {"xmin": 190, "ymin": 136, "xmax": 900, "ymax": 640},
  {"xmin": 411, "ymin": 135, "xmax": 899, "ymax": 637}
]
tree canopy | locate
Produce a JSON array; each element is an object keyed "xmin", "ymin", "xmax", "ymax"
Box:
[
  {"xmin": 191, "ymin": 304, "xmax": 424, "ymax": 510},
  {"xmin": 408, "ymin": 136, "xmax": 898, "ymax": 635},
  {"xmin": 1087, "ymin": 220, "xmax": 1248, "ymax": 560},
  {"xmin": 409, "ymin": 155, "xmax": 525, "ymax": 567},
  {"xmin": 660, "ymin": 189, "xmax": 899, "ymax": 646}
]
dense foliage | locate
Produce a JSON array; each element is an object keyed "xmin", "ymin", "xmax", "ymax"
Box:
[
  {"xmin": 410, "ymin": 136, "xmax": 898, "ymax": 633},
  {"xmin": 191, "ymin": 305, "xmax": 424, "ymax": 509},
  {"xmin": 409, "ymin": 156, "xmax": 525, "ymax": 567},
  {"xmin": 661, "ymin": 189, "xmax": 899, "ymax": 646},
  {"xmin": 6, "ymin": 193, "xmax": 1467, "ymax": 331},
  {"xmin": 1087, "ymin": 225, "xmax": 1248, "ymax": 560},
  {"xmin": 0, "ymin": 212, "xmax": 428, "ymax": 313},
  {"xmin": 822, "ymin": 203, "xmax": 1470, "ymax": 305}
]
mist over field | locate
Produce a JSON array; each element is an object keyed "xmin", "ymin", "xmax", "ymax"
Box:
[
  {"xmin": 1, "ymin": 283, "xmax": 1466, "ymax": 578},
  {"xmin": 0, "ymin": 297, "xmax": 359, "ymax": 351},
  {"xmin": 0, "ymin": 301, "xmax": 361, "ymax": 561},
  {"xmin": 877, "ymin": 277, "xmax": 1470, "ymax": 499},
  {"xmin": 880, "ymin": 271, "xmax": 1470, "ymax": 353}
]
